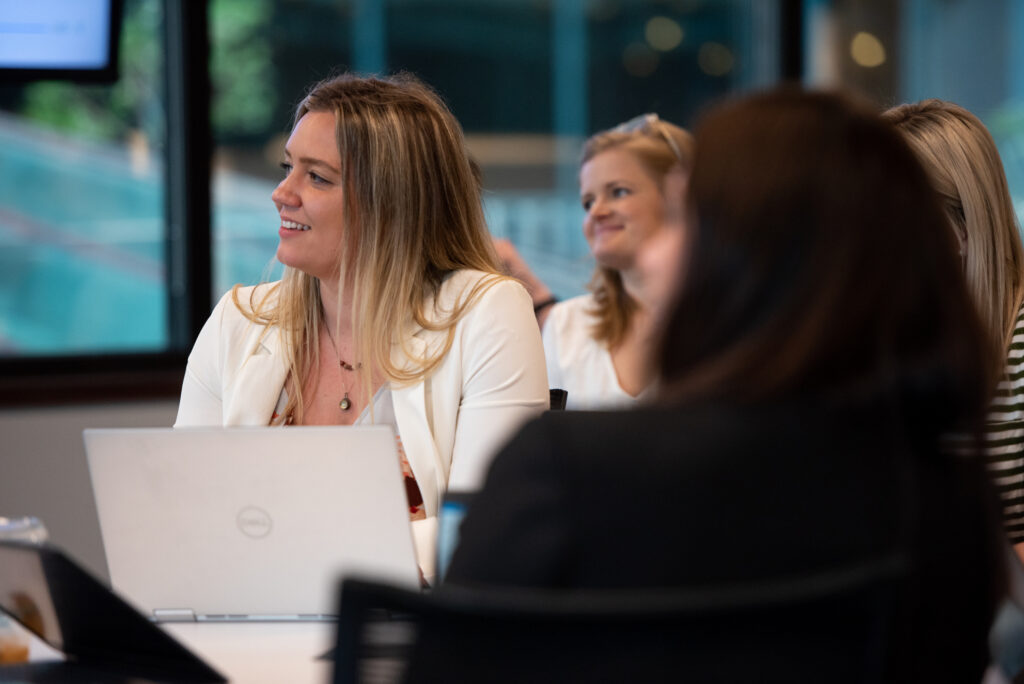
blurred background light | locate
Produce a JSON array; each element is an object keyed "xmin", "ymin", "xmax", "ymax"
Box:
[
  {"xmin": 698, "ymin": 41, "xmax": 734, "ymax": 76},
  {"xmin": 850, "ymin": 31, "xmax": 886, "ymax": 68},
  {"xmin": 645, "ymin": 16, "xmax": 684, "ymax": 52}
]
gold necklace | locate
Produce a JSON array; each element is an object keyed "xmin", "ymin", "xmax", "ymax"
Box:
[{"xmin": 323, "ymin": 324, "xmax": 362, "ymax": 411}]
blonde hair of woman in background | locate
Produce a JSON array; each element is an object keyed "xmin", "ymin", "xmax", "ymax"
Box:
[
  {"xmin": 884, "ymin": 99, "xmax": 1024, "ymax": 560},
  {"xmin": 883, "ymin": 100, "xmax": 1024, "ymax": 352},
  {"xmin": 579, "ymin": 116, "xmax": 694, "ymax": 350},
  {"xmin": 175, "ymin": 72, "xmax": 549, "ymax": 579},
  {"xmin": 498, "ymin": 114, "xmax": 693, "ymax": 410}
]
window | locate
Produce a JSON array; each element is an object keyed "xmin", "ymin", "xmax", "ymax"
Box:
[
  {"xmin": 1, "ymin": 0, "xmax": 787, "ymax": 403},
  {"xmin": 0, "ymin": 0, "xmax": 166, "ymax": 356},
  {"xmin": 208, "ymin": 0, "xmax": 782, "ymax": 302},
  {"xmin": 0, "ymin": 0, "xmax": 208, "ymax": 403},
  {"xmin": 803, "ymin": 0, "xmax": 1024, "ymax": 218}
]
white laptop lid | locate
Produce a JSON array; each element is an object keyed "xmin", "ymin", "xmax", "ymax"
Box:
[{"xmin": 83, "ymin": 426, "xmax": 420, "ymax": 622}]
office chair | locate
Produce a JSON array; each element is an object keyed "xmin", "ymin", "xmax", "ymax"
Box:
[{"xmin": 333, "ymin": 553, "xmax": 908, "ymax": 684}]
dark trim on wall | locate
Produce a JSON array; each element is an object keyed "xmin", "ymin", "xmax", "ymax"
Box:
[{"xmin": 0, "ymin": 355, "xmax": 186, "ymax": 408}]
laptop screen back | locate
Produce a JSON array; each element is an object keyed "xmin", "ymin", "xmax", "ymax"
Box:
[{"xmin": 83, "ymin": 426, "xmax": 420, "ymax": 621}]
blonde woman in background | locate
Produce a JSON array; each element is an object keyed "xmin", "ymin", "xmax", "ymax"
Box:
[
  {"xmin": 175, "ymin": 73, "xmax": 549, "ymax": 580},
  {"xmin": 884, "ymin": 100, "xmax": 1024, "ymax": 562},
  {"xmin": 498, "ymin": 115, "xmax": 693, "ymax": 410}
]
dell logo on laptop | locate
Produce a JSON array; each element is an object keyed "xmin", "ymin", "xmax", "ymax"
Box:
[{"xmin": 236, "ymin": 506, "xmax": 273, "ymax": 538}]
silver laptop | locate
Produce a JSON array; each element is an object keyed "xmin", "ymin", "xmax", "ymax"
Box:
[{"xmin": 83, "ymin": 426, "xmax": 420, "ymax": 622}]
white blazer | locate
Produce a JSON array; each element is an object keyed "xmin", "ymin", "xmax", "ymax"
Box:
[{"xmin": 175, "ymin": 270, "xmax": 549, "ymax": 577}]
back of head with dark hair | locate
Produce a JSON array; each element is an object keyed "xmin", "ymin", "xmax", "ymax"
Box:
[{"xmin": 658, "ymin": 88, "xmax": 996, "ymax": 432}]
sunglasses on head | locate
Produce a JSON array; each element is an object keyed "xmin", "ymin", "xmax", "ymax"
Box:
[{"xmin": 612, "ymin": 113, "xmax": 684, "ymax": 164}]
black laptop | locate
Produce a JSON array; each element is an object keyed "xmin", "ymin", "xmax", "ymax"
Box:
[{"xmin": 0, "ymin": 541, "xmax": 224, "ymax": 683}]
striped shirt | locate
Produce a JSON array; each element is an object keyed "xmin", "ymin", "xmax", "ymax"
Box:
[{"xmin": 984, "ymin": 305, "xmax": 1024, "ymax": 545}]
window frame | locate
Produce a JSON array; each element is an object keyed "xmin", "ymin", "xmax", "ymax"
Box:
[{"xmin": 0, "ymin": 0, "xmax": 211, "ymax": 407}]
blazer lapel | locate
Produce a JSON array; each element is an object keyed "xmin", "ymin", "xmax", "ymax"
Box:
[
  {"xmin": 391, "ymin": 321, "xmax": 445, "ymax": 517},
  {"xmin": 224, "ymin": 324, "xmax": 289, "ymax": 426}
]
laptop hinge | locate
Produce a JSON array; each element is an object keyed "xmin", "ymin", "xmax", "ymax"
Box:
[{"xmin": 153, "ymin": 608, "xmax": 196, "ymax": 622}]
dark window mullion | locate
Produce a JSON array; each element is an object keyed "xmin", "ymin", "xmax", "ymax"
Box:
[
  {"xmin": 164, "ymin": 0, "xmax": 213, "ymax": 349},
  {"xmin": 780, "ymin": 0, "xmax": 804, "ymax": 82}
]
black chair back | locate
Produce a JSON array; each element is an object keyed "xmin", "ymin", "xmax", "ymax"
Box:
[{"xmin": 333, "ymin": 553, "xmax": 907, "ymax": 684}]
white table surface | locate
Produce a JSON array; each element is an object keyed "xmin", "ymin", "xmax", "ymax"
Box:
[
  {"xmin": 162, "ymin": 621, "xmax": 336, "ymax": 684},
  {"xmin": 11, "ymin": 615, "xmax": 336, "ymax": 683}
]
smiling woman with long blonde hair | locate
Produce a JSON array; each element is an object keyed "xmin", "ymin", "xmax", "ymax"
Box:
[{"xmin": 174, "ymin": 73, "xmax": 549, "ymax": 580}]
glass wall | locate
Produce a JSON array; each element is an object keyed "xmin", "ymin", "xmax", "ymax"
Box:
[
  {"xmin": 0, "ymin": 0, "xmax": 166, "ymax": 356},
  {"xmin": 0, "ymin": 0, "xmax": 779, "ymax": 362},
  {"xmin": 11, "ymin": 0, "xmax": 1024, "ymax": 365},
  {"xmin": 209, "ymin": 0, "xmax": 781, "ymax": 300},
  {"xmin": 803, "ymin": 0, "xmax": 1024, "ymax": 219}
]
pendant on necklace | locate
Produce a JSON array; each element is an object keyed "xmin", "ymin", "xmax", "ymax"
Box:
[{"xmin": 339, "ymin": 393, "xmax": 352, "ymax": 412}]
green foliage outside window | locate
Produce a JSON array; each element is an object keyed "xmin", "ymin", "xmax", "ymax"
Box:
[
  {"xmin": 209, "ymin": 0, "xmax": 277, "ymax": 140},
  {"xmin": 14, "ymin": 0, "xmax": 278, "ymax": 146}
]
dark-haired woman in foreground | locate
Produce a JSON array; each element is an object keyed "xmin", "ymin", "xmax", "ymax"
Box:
[{"xmin": 446, "ymin": 89, "xmax": 1007, "ymax": 680}]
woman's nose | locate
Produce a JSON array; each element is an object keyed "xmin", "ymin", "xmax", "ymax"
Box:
[
  {"xmin": 271, "ymin": 176, "xmax": 299, "ymax": 208},
  {"xmin": 588, "ymin": 197, "xmax": 610, "ymax": 219}
]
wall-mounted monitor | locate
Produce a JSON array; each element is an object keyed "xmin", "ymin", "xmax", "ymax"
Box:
[{"xmin": 0, "ymin": 0, "xmax": 122, "ymax": 83}]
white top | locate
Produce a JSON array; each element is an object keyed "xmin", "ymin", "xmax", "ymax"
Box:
[
  {"xmin": 175, "ymin": 270, "xmax": 549, "ymax": 578},
  {"xmin": 162, "ymin": 622, "xmax": 331, "ymax": 684},
  {"xmin": 542, "ymin": 294, "xmax": 646, "ymax": 410}
]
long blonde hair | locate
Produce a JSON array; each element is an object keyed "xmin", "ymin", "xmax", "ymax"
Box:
[
  {"xmin": 239, "ymin": 72, "xmax": 502, "ymax": 424},
  {"xmin": 883, "ymin": 99, "xmax": 1024, "ymax": 353},
  {"xmin": 580, "ymin": 116, "xmax": 694, "ymax": 349}
]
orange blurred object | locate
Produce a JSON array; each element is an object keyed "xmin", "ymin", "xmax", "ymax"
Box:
[{"xmin": 0, "ymin": 634, "xmax": 29, "ymax": 664}]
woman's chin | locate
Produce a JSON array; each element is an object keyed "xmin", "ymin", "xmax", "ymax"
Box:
[
  {"xmin": 276, "ymin": 249, "xmax": 340, "ymax": 282},
  {"xmin": 275, "ymin": 247, "xmax": 296, "ymax": 269},
  {"xmin": 592, "ymin": 249, "xmax": 633, "ymax": 273},
  {"xmin": 275, "ymin": 248, "xmax": 312, "ymax": 276}
]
